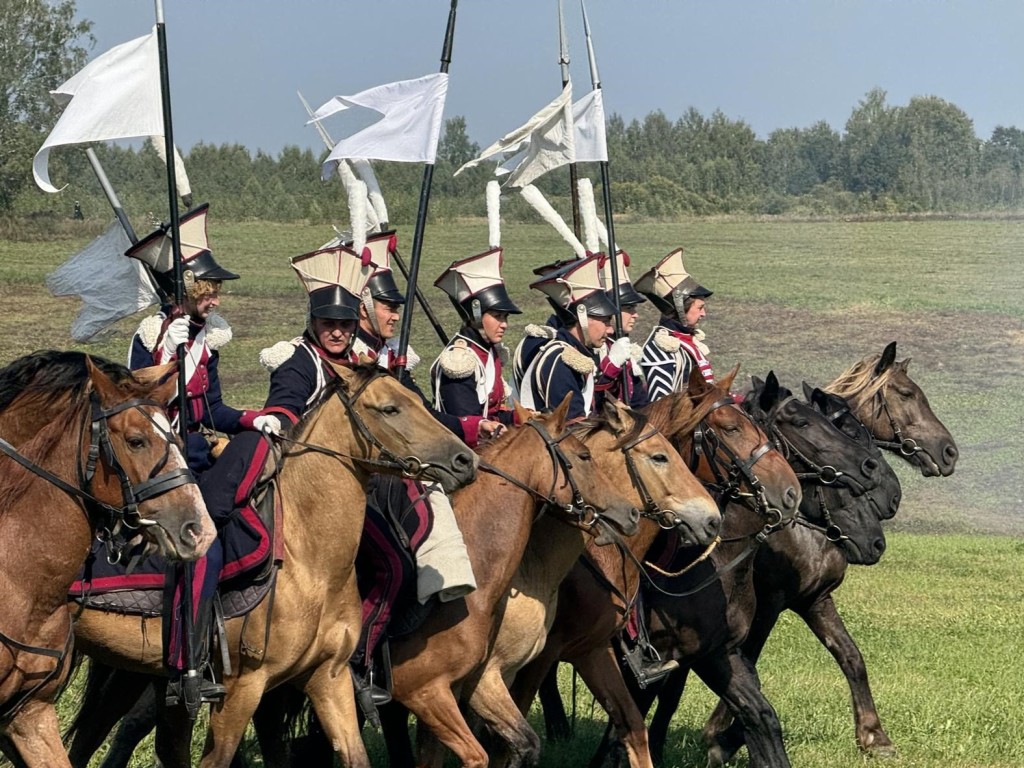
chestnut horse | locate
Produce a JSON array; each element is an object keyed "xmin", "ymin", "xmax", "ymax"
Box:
[
  {"xmin": 60, "ymin": 363, "xmax": 478, "ymax": 768},
  {"xmin": 702, "ymin": 346, "xmax": 957, "ymax": 763},
  {"xmin": 396, "ymin": 398, "xmax": 721, "ymax": 768},
  {"xmin": 0, "ymin": 352, "xmax": 214, "ymax": 768},
  {"xmin": 530, "ymin": 367, "xmax": 802, "ymax": 768}
]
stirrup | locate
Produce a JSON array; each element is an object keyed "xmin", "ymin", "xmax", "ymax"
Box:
[
  {"xmin": 166, "ymin": 673, "xmax": 227, "ymax": 707},
  {"xmin": 350, "ymin": 667, "xmax": 389, "ymax": 729},
  {"xmin": 622, "ymin": 643, "xmax": 679, "ymax": 690}
]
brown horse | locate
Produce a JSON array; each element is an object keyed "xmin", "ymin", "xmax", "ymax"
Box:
[
  {"xmin": 0, "ymin": 353, "xmax": 214, "ymax": 768},
  {"xmin": 62, "ymin": 363, "xmax": 478, "ymax": 768},
  {"xmin": 401, "ymin": 398, "xmax": 720, "ymax": 768},
  {"xmin": 701, "ymin": 346, "xmax": 958, "ymax": 763},
  {"xmin": 528, "ymin": 366, "xmax": 802, "ymax": 768},
  {"xmin": 340, "ymin": 396, "xmax": 643, "ymax": 768},
  {"xmin": 825, "ymin": 341, "xmax": 958, "ymax": 478}
]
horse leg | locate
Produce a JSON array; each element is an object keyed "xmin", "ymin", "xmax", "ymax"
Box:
[
  {"xmin": 2, "ymin": 700, "xmax": 72, "ymax": 768},
  {"xmin": 153, "ymin": 682, "xmax": 197, "ymax": 768},
  {"xmin": 693, "ymin": 652, "xmax": 790, "ymax": 768},
  {"xmin": 464, "ymin": 667, "xmax": 541, "ymax": 768},
  {"xmin": 801, "ymin": 594, "xmax": 896, "ymax": 757},
  {"xmin": 380, "ymin": 701, "xmax": 415, "ymax": 768},
  {"xmin": 646, "ymin": 666, "xmax": 687, "ymax": 767},
  {"xmin": 197, "ymin": 673, "xmax": 268, "ymax": 768},
  {"xmin": 701, "ymin": 607, "xmax": 783, "ymax": 764},
  {"xmin": 402, "ymin": 681, "xmax": 489, "ymax": 768},
  {"xmin": 302, "ymin": 662, "xmax": 371, "ymax": 768},
  {"xmin": 96, "ymin": 680, "xmax": 161, "ymax": 768},
  {"xmin": 572, "ymin": 645, "xmax": 653, "ymax": 768},
  {"xmin": 537, "ymin": 663, "xmax": 572, "ymax": 740}
]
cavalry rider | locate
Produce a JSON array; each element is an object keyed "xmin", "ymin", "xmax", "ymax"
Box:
[
  {"xmin": 593, "ymin": 249, "xmax": 650, "ymax": 410},
  {"xmin": 430, "ymin": 236, "xmax": 522, "ymax": 447},
  {"xmin": 348, "ymin": 230, "xmax": 478, "ymax": 611},
  {"xmin": 513, "ymin": 254, "xmax": 616, "ymax": 421},
  {"xmin": 125, "ymin": 204, "xmax": 271, "ymax": 706},
  {"xmin": 634, "ymin": 247, "xmax": 716, "ymax": 402}
]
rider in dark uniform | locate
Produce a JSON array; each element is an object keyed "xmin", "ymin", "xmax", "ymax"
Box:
[
  {"xmin": 635, "ymin": 248, "xmax": 715, "ymax": 402},
  {"xmin": 593, "ymin": 249, "xmax": 650, "ymax": 411},
  {"xmin": 430, "ymin": 208, "xmax": 522, "ymax": 447},
  {"xmin": 125, "ymin": 204, "xmax": 269, "ymax": 706}
]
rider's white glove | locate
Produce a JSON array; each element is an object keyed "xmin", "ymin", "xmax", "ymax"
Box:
[
  {"xmin": 161, "ymin": 316, "xmax": 191, "ymax": 356},
  {"xmin": 607, "ymin": 336, "xmax": 632, "ymax": 368},
  {"xmin": 253, "ymin": 414, "xmax": 283, "ymax": 436}
]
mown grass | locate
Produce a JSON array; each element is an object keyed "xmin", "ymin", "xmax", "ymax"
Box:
[{"xmin": 1, "ymin": 217, "xmax": 1022, "ymax": 766}]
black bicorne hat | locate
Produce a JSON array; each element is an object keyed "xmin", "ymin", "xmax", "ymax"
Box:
[{"xmin": 435, "ymin": 247, "xmax": 522, "ymax": 324}]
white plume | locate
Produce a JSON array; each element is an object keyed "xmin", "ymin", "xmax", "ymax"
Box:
[
  {"xmin": 336, "ymin": 160, "xmax": 380, "ymax": 232},
  {"xmin": 349, "ymin": 179, "xmax": 368, "ymax": 257},
  {"xmin": 351, "ymin": 158, "xmax": 389, "ymax": 228},
  {"xmin": 520, "ymin": 185, "xmax": 586, "ymax": 259},
  {"xmin": 486, "ymin": 180, "xmax": 501, "ymax": 248},
  {"xmin": 578, "ymin": 178, "xmax": 600, "ymax": 254}
]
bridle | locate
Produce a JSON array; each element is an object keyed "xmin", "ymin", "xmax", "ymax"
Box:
[
  {"xmin": 871, "ymin": 386, "xmax": 927, "ymax": 460},
  {"xmin": 477, "ymin": 420, "xmax": 604, "ymax": 530},
  {"xmin": 0, "ymin": 390, "xmax": 197, "ymax": 723},
  {"xmin": 688, "ymin": 395, "xmax": 784, "ymax": 532},
  {"xmin": 618, "ymin": 427, "xmax": 683, "ymax": 529}
]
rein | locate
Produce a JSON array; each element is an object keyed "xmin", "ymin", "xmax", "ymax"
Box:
[
  {"xmin": 477, "ymin": 420, "xmax": 600, "ymax": 528},
  {"xmin": 273, "ymin": 369, "xmax": 439, "ymax": 480},
  {"xmin": 618, "ymin": 428, "xmax": 681, "ymax": 528},
  {"xmin": 873, "ymin": 388, "xmax": 927, "ymax": 460}
]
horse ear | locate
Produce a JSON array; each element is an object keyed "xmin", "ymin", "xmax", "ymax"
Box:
[
  {"xmin": 132, "ymin": 362, "xmax": 176, "ymax": 389},
  {"xmin": 601, "ymin": 397, "xmax": 630, "ymax": 435},
  {"xmin": 897, "ymin": 357, "xmax": 911, "ymax": 373},
  {"xmin": 85, "ymin": 356, "xmax": 121, "ymax": 405},
  {"xmin": 512, "ymin": 398, "xmax": 533, "ymax": 425},
  {"xmin": 875, "ymin": 342, "xmax": 897, "ymax": 375},
  {"xmin": 686, "ymin": 366, "xmax": 708, "ymax": 398},
  {"xmin": 801, "ymin": 381, "xmax": 815, "ymax": 402},
  {"xmin": 718, "ymin": 363, "xmax": 739, "ymax": 393},
  {"xmin": 759, "ymin": 371, "xmax": 780, "ymax": 412},
  {"xmin": 549, "ymin": 392, "xmax": 574, "ymax": 434},
  {"xmin": 809, "ymin": 386, "xmax": 829, "ymax": 412},
  {"xmin": 326, "ymin": 360, "xmax": 356, "ymax": 388}
]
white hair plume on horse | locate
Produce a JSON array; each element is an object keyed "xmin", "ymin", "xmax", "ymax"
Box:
[
  {"xmin": 487, "ymin": 180, "xmax": 501, "ymax": 248},
  {"xmin": 577, "ymin": 177, "xmax": 600, "ymax": 254},
  {"xmin": 520, "ymin": 184, "xmax": 586, "ymax": 259}
]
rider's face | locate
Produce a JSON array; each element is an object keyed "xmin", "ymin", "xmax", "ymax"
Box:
[
  {"xmin": 480, "ymin": 311, "xmax": 510, "ymax": 345},
  {"xmin": 619, "ymin": 304, "xmax": 640, "ymax": 334},
  {"xmin": 586, "ymin": 314, "xmax": 614, "ymax": 348},
  {"xmin": 684, "ymin": 298, "xmax": 707, "ymax": 328},
  {"xmin": 312, "ymin": 317, "xmax": 356, "ymax": 356}
]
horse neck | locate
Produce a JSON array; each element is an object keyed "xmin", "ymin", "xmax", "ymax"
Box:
[
  {"xmin": 0, "ymin": 416, "xmax": 94, "ymax": 617},
  {"xmin": 519, "ymin": 515, "xmax": 590, "ymax": 590},
  {"xmin": 583, "ymin": 516, "xmax": 661, "ymax": 602},
  {"xmin": 0, "ymin": 393, "xmax": 71, "ymax": 445}
]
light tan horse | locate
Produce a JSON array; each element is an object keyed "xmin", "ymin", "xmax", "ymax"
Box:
[
  {"xmin": 65, "ymin": 362, "xmax": 478, "ymax": 768},
  {"xmin": 410, "ymin": 398, "xmax": 721, "ymax": 768},
  {"xmin": 0, "ymin": 354, "xmax": 214, "ymax": 768}
]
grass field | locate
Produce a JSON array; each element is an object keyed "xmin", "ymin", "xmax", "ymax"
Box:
[{"xmin": 1, "ymin": 216, "xmax": 1022, "ymax": 766}]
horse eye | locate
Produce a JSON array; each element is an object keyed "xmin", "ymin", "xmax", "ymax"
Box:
[
  {"xmin": 577, "ymin": 450, "xmax": 592, "ymax": 462},
  {"xmin": 897, "ymin": 388, "xmax": 914, "ymax": 399},
  {"xmin": 380, "ymin": 404, "xmax": 400, "ymax": 416},
  {"xmin": 792, "ymin": 419, "xmax": 810, "ymax": 429},
  {"xmin": 651, "ymin": 453, "xmax": 669, "ymax": 465},
  {"xmin": 127, "ymin": 435, "xmax": 147, "ymax": 450}
]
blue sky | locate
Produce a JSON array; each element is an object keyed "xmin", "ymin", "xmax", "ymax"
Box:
[{"xmin": 73, "ymin": 1, "xmax": 1024, "ymax": 155}]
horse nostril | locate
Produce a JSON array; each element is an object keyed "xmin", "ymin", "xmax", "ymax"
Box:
[
  {"xmin": 943, "ymin": 444, "xmax": 959, "ymax": 465},
  {"xmin": 180, "ymin": 521, "xmax": 200, "ymax": 545},
  {"xmin": 874, "ymin": 537, "xmax": 887, "ymax": 556},
  {"xmin": 453, "ymin": 451, "xmax": 475, "ymax": 471},
  {"xmin": 783, "ymin": 486, "xmax": 799, "ymax": 510},
  {"xmin": 630, "ymin": 507, "xmax": 640, "ymax": 525},
  {"xmin": 862, "ymin": 457, "xmax": 880, "ymax": 477},
  {"xmin": 890, "ymin": 495, "xmax": 901, "ymax": 515}
]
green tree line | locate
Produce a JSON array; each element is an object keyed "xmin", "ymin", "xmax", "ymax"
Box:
[{"xmin": 4, "ymin": 2, "xmax": 1024, "ymax": 231}]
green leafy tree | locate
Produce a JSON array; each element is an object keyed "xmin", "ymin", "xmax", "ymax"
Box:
[
  {"xmin": 896, "ymin": 96, "xmax": 978, "ymax": 209},
  {"xmin": 0, "ymin": 0, "xmax": 93, "ymax": 211},
  {"xmin": 841, "ymin": 88, "xmax": 905, "ymax": 199}
]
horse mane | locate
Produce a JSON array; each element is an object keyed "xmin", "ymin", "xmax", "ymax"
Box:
[
  {"xmin": 824, "ymin": 353, "xmax": 894, "ymax": 410},
  {"xmin": 643, "ymin": 384, "xmax": 723, "ymax": 444},
  {"xmin": 0, "ymin": 392, "xmax": 90, "ymax": 515},
  {"xmin": 0, "ymin": 350, "xmax": 132, "ymax": 414},
  {"xmin": 571, "ymin": 408, "xmax": 651, "ymax": 451},
  {"xmin": 290, "ymin": 362, "xmax": 381, "ymax": 438}
]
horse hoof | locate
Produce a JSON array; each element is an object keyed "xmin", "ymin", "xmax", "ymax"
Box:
[{"xmin": 866, "ymin": 743, "xmax": 898, "ymax": 759}]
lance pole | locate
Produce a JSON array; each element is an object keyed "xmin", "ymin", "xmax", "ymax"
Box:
[
  {"xmin": 155, "ymin": 0, "xmax": 201, "ymax": 722},
  {"xmin": 581, "ymin": 0, "xmax": 622, "ymax": 340},
  {"xmin": 558, "ymin": 0, "xmax": 582, "ymax": 241},
  {"xmin": 298, "ymin": 93, "xmax": 449, "ymax": 345},
  {"xmin": 394, "ymin": 0, "xmax": 458, "ymax": 377}
]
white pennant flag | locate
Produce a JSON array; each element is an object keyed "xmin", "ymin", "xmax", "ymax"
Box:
[
  {"xmin": 34, "ymin": 30, "xmax": 163, "ymax": 194},
  {"xmin": 572, "ymin": 89, "xmax": 608, "ymax": 163},
  {"xmin": 456, "ymin": 82, "xmax": 575, "ymax": 188},
  {"xmin": 309, "ymin": 73, "xmax": 449, "ymax": 176},
  {"xmin": 46, "ymin": 221, "xmax": 159, "ymax": 341}
]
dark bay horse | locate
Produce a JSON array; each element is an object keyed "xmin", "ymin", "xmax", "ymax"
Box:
[
  {"xmin": 407, "ymin": 398, "xmax": 720, "ymax": 768},
  {"xmin": 61, "ymin": 363, "xmax": 478, "ymax": 768},
  {"xmin": 0, "ymin": 352, "xmax": 214, "ymax": 767},
  {"xmin": 694, "ymin": 372, "xmax": 903, "ymax": 766},
  {"xmin": 530, "ymin": 367, "xmax": 802, "ymax": 768}
]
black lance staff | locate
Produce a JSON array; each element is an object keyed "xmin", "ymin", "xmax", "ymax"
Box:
[
  {"xmin": 298, "ymin": 93, "xmax": 449, "ymax": 346},
  {"xmin": 581, "ymin": 0, "xmax": 624, "ymax": 341},
  {"xmin": 393, "ymin": 0, "xmax": 459, "ymax": 378},
  {"xmin": 155, "ymin": 0, "xmax": 202, "ymax": 721},
  {"xmin": 558, "ymin": 0, "xmax": 583, "ymax": 242}
]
